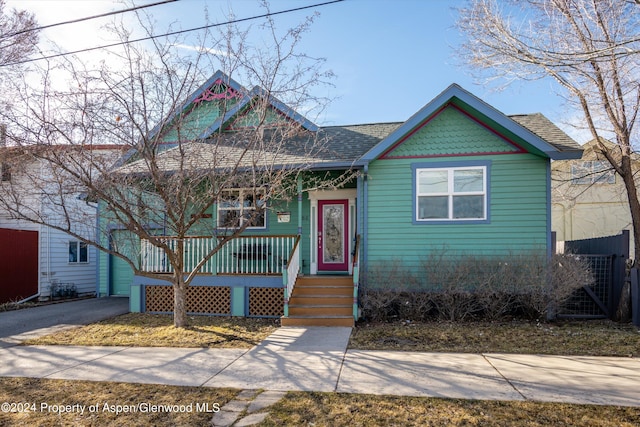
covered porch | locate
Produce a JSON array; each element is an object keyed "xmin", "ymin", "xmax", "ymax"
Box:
[{"xmin": 130, "ymin": 231, "xmax": 360, "ymax": 326}]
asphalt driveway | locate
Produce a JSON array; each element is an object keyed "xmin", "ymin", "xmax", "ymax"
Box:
[{"xmin": 0, "ymin": 297, "xmax": 129, "ymax": 348}]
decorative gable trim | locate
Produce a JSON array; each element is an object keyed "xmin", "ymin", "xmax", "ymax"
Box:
[
  {"xmin": 149, "ymin": 70, "xmax": 318, "ymax": 143},
  {"xmin": 358, "ymin": 83, "xmax": 578, "ymax": 164},
  {"xmin": 379, "ymin": 103, "xmax": 527, "ymax": 160},
  {"xmin": 147, "ymin": 70, "xmax": 247, "ymax": 142}
]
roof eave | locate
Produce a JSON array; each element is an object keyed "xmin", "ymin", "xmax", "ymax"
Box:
[{"xmin": 548, "ymin": 150, "xmax": 584, "ymax": 160}]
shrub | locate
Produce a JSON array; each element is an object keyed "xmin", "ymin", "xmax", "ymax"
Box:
[
  {"xmin": 360, "ymin": 259, "xmax": 433, "ymax": 321},
  {"xmin": 360, "ymin": 250, "xmax": 592, "ymax": 322}
]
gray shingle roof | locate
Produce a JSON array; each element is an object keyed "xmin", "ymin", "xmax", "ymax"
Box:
[
  {"xmin": 116, "ymin": 114, "xmax": 579, "ymax": 174},
  {"xmin": 510, "ymin": 113, "xmax": 582, "ymax": 154},
  {"xmin": 317, "ymin": 122, "xmax": 403, "ymax": 161}
]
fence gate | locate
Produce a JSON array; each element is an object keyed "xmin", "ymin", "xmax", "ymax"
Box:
[
  {"xmin": 559, "ymin": 230, "xmax": 629, "ymax": 320},
  {"xmin": 558, "ymin": 254, "xmax": 613, "ymax": 319}
]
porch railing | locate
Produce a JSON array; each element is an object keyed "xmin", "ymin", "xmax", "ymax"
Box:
[
  {"xmin": 140, "ymin": 236, "xmax": 216, "ymax": 274},
  {"xmin": 140, "ymin": 235, "xmax": 298, "ymax": 275},
  {"xmin": 216, "ymin": 235, "xmax": 297, "ymax": 275},
  {"xmin": 282, "ymin": 235, "xmax": 301, "ymax": 317}
]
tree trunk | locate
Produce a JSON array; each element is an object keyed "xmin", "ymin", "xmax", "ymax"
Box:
[
  {"xmin": 618, "ymin": 155, "xmax": 638, "ymax": 321},
  {"xmin": 173, "ymin": 275, "xmax": 189, "ymax": 328},
  {"xmin": 620, "ymin": 155, "xmax": 640, "ymax": 265}
]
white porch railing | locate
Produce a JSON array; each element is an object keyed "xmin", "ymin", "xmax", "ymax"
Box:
[
  {"xmin": 283, "ymin": 235, "xmax": 301, "ymax": 317},
  {"xmin": 140, "ymin": 236, "xmax": 216, "ymax": 274},
  {"xmin": 140, "ymin": 235, "xmax": 297, "ymax": 275},
  {"xmin": 216, "ymin": 235, "xmax": 298, "ymax": 275}
]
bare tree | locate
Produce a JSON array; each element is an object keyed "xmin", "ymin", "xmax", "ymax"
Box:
[
  {"xmin": 0, "ymin": 4, "xmax": 342, "ymax": 328},
  {"xmin": 0, "ymin": 0, "xmax": 38, "ymax": 66},
  {"xmin": 0, "ymin": 0, "xmax": 37, "ymax": 122},
  {"xmin": 456, "ymin": 0, "xmax": 640, "ymax": 263}
]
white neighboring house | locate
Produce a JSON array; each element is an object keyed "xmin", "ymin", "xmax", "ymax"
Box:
[
  {"xmin": 0, "ymin": 144, "xmax": 124, "ymax": 302},
  {"xmin": 551, "ymin": 138, "xmax": 636, "ymax": 257}
]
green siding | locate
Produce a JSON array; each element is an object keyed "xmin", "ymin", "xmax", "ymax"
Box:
[
  {"xmin": 387, "ymin": 107, "xmax": 519, "ymax": 157},
  {"xmin": 366, "ymin": 153, "xmax": 548, "ymax": 272},
  {"xmin": 230, "ymin": 105, "xmax": 284, "ymax": 129},
  {"xmin": 109, "ymin": 229, "xmax": 137, "ymax": 296},
  {"xmin": 365, "ymin": 105, "xmax": 550, "ymax": 277}
]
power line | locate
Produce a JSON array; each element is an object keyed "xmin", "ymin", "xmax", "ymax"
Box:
[
  {"xmin": 2, "ymin": 0, "xmax": 179, "ymax": 39},
  {"xmin": 1, "ymin": 0, "xmax": 345, "ymax": 68}
]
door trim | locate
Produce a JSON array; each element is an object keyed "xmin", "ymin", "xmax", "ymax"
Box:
[
  {"xmin": 308, "ymin": 189, "xmax": 356, "ymax": 275},
  {"xmin": 318, "ymin": 200, "xmax": 349, "ymax": 271}
]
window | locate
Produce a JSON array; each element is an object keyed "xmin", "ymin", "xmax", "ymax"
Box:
[
  {"xmin": 217, "ymin": 188, "xmax": 266, "ymax": 229},
  {"xmin": 0, "ymin": 163, "xmax": 10, "ymax": 182},
  {"xmin": 69, "ymin": 241, "xmax": 88, "ymax": 263},
  {"xmin": 415, "ymin": 165, "xmax": 487, "ymax": 221},
  {"xmin": 571, "ymin": 161, "xmax": 615, "ymax": 185}
]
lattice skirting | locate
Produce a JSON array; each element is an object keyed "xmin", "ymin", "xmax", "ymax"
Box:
[
  {"xmin": 145, "ymin": 285, "xmax": 231, "ymax": 314},
  {"xmin": 249, "ymin": 287, "xmax": 284, "ymax": 317}
]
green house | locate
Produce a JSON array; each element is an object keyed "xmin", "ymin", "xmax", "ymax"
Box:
[{"xmin": 98, "ymin": 71, "xmax": 582, "ymax": 326}]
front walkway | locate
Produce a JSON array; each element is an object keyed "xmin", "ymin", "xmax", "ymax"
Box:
[{"xmin": 0, "ymin": 327, "xmax": 638, "ymax": 407}]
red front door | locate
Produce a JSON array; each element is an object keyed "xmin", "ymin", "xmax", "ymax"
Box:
[{"xmin": 317, "ymin": 199, "xmax": 349, "ymax": 272}]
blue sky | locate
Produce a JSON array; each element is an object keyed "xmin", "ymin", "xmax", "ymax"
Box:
[{"xmin": 10, "ymin": 0, "xmax": 580, "ymax": 140}]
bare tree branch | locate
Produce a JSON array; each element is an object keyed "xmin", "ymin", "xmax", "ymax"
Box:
[
  {"xmin": 0, "ymin": 3, "xmax": 342, "ymax": 327},
  {"xmin": 457, "ymin": 0, "xmax": 640, "ymax": 263}
]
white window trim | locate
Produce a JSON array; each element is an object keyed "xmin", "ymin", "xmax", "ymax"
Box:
[
  {"xmin": 416, "ymin": 166, "xmax": 487, "ymax": 222},
  {"xmin": 68, "ymin": 240, "xmax": 89, "ymax": 264},
  {"xmin": 217, "ymin": 188, "xmax": 267, "ymax": 229}
]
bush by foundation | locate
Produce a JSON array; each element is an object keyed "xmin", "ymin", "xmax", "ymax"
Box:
[{"xmin": 360, "ymin": 251, "xmax": 593, "ymax": 322}]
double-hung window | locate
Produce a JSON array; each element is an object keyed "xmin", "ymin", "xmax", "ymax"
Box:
[
  {"xmin": 571, "ymin": 161, "xmax": 615, "ymax": 185},
  {"xmin": 218, "ymin": 188, "xmax": 266, "ymax": 229},
  {"xmin": 415, "ymin": 165, "xmax": 488, "ymax": 222},
  {"xmin": 69, "ymin": 241, "xmax": 88, "ymax": 263}
]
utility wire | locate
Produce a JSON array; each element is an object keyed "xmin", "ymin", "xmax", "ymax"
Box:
[
  {"xmin": 1, "ymin": 0, "xmax": 345, "ymax": 67},
  {"xmin": 2, "ymin": 0, "xmax": 179, "ymax": 38}
]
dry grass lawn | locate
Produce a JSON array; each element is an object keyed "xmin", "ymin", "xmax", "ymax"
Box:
[
  {"xmin": 24, "ymin": 313, "xmax": 279, "ymax": 348},
  {"xmin": 258, "ymin": 391, "xmax": 640, "ymax": 427},
  {"xmin": 0, "ymin": 378, "xmax": 237, "ymax": 426},
  {"xmin": 350, "ymin": 319, "xmax": 640, "ymax": 356},
  {"xmin": 2, "ymin": 379, "xmax": 638, "ymax": 427}
]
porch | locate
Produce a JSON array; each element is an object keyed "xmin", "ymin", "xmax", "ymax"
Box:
[{"xmin": 131, "ymin": 234, "xmax": 359, "ymax": 326}]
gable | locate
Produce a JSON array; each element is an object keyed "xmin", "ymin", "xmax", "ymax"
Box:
[
  {"xmin": 225, "ymin": 100, "xmax": 291, "ymax": 130},
  {"xmin": 159, "ymin": 79, "xmax": 243, "ymax": 143},
  {"xmin": 154, "ymin": 72, "xmax": 318, "ymax": 144},
  {"xmin": 381, "ymin": 105, "xmax": 524, "ymax": 159},
  {"xmin": 360, "ymin": 84, "xmax": 582, "ymax": 164}
]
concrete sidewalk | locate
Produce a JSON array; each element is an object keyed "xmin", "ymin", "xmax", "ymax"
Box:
[{"xmin": 0, "ymin": 327, "xmax": 639, "ymax": 407}]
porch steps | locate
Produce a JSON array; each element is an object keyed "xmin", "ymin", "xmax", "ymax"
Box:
[{"xmin": 281, "ymin": 276, "xmax": 354, "ymax": 327}]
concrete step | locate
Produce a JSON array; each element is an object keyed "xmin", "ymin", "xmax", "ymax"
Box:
[{"xmin": 280, "ymin": 315, "xmax": 355, "ymax": 327}]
